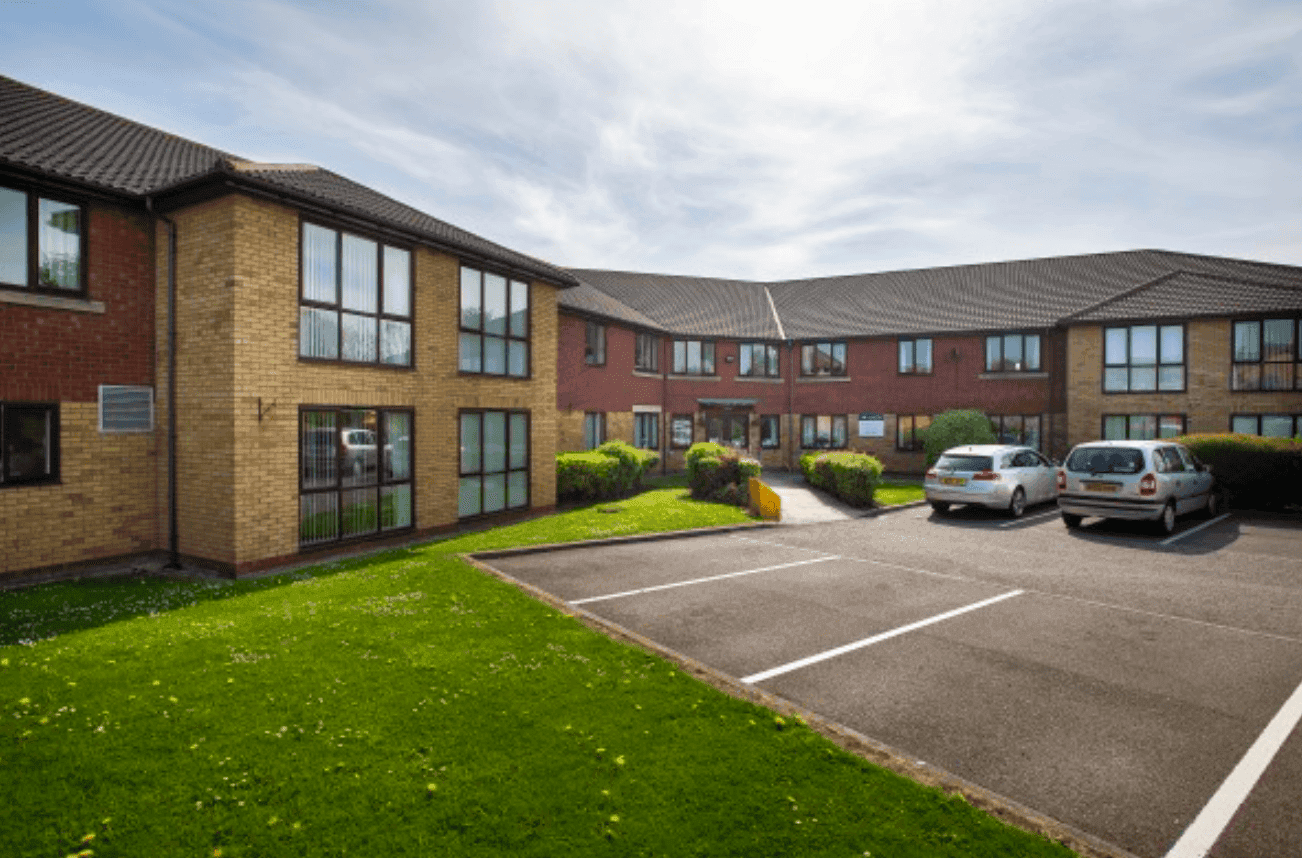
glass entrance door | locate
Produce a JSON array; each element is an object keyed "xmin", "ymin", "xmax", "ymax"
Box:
[{"xmin": 706, "ymin": 411, "xmax": 749, "ymax": 450}]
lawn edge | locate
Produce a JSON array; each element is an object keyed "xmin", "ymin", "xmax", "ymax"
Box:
[
  {"xmin": 465, "ymin": 521, "xmax": 776, "ymax": 559},
  {"xmin": 464, "ymin": 550, "xmax": 1142, "ymax": 858}
]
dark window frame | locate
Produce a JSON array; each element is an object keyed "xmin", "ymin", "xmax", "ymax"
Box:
[
  {"xmin": 0, "ymin": 402, "xmax": 60, "ymax": 487},
  {"xmin": 298, "ymin": 218, "xmax": 414, "ymax": 369},
  {"xmin": 585, "ymin": 321, "xmax": 607, "ymax": 366},
  {"xmin": 988, "ymin": 414, "xmax": 1044, "ymax": 452},
  {"xmin": 897, "ymin": 338, "xmax": 933, "ymax": 375},
  {"xmin": 0, "ymin": 181, "xmax": 88, "ymax": 298},
  {"xmin": 896, "ymin": 414, "xmax": 931, "ymax": 451},
  {"xmin": 1230, "ymin": 413, "xmax": 1302, "ymax": 438},
  {"xmin": 670, "ymin": 414, "xmax": 694, "ymax": 449},
  {"xmin": 800, "ymin": 341, "xmax": 847, "ymax": 377},
  {"xmin": 739, "ymin": 342, "xmax": 781, "ymax": 378},
  {"xmin": 458, "ymin": 264, "xmax": 531, "ymax": 379},
  {"xmin": 1100, "ymin": 413, "xmax": 1187, "ymax": 441},
  {"xmin": 671, "ymin": 339, "xmax": 716, "ymax": 375},
  {"xmin": 760, "ymin": 414, "xmax": 781, "ymax": 449},
  {"xmin": 583, "ymin": 412, "xmax": 606, "ymax": 449},
  {"xmin": 800, "ymin": 414, "xmax": 848, "ymax": 449},
  {"xmin": 1102, "ymin": 323, "xmax": 1186, "ymax": 394},
  {"xmin": 298, "ymin": 405, "xmax": 415, "ymax": 548},
  {"xmin": 458, "ymin": 408, "xmax": 531, "ymax": 520},
  {"xmin": 633, "ymin": 412, "xmax": 660, "ymax": 450},
  {"xmin": 1231, "ymin": 316, "xmax": 1301, "ymax": 392},
  {"xmin": 984, "ymin": 332, "xmax": 1042, "ymax": 373},
  {"xmin": 634, "ymin": 332, "xmax": 660, "ymax": 372}
]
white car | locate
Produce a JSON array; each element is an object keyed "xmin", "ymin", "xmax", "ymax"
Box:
[
  {"xmin": 1057, "ymin": 439, "xmax": 1218, "ymax": 534},
  {"xmin": 924, "ymin": 444, "xmax": 1059, "ymax": 518}
]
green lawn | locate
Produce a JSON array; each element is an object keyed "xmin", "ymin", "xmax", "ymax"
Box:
[
  {"xmin": 0, "ymin": 487, "xmax": 1075, "ymax": 858},
  {"xmin": 876, "ymin": 480, "xmax": 926, "ymax": 506}
]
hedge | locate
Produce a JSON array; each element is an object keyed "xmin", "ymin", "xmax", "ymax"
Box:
[
  {"xmin": 556, "ymin": 441, "xmax": 660, "ymax": 502},
  {"xmin": 1173, "ymin": 433, "xmax": 1302, "ymax": 510},
  {"xmin": 685, "ymin": 441, "xmax": 760, "ymax": 506},
  {"xmin": 800, "ymin": 450, "xmax": 884, "ymax": 507},
  {"xmin": 922, "ymin": 409, "xmax": 997, "ymax": 466}
]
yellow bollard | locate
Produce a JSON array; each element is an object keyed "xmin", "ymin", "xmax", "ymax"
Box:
[{"xmin": 748, "ymin": 477, "xmax": 781, "ymax": 521}]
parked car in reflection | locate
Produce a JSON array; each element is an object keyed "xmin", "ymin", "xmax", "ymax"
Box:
[
  {"xmin": 1056, "ymin": 439, "xmax": 1218, "ymax": 534},
  {"xmin": 341, "ymin": 428, "xmax": 378, "ymax": 479},
  {"xmin": 924, "ymin": 444, "xmax": 1058, "ymax": 518}
]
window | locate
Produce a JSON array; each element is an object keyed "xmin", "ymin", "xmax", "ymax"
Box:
[
  {"xmin": 739, "ymin": 342, "xmax": 780, "ymax": 377},
  {"xmin": 760, "ymin": 415, "xmax": 781, "ymax": 449},
  {"xmin": 635, "ymin": 333, "xmax": 660, "ymax": 372},
  {"xmin": 672, "ymin": 340, "xmax": 716, "ymax": 375},
  {"xmin": 1, "ymin": 403, "xmax": 59, "ymax": 486},
  {"xmin": 670, "ymin": 414, "xmax": 693, "ymax": 448},
  {"xmin": 898, "ymin": 338, "xmax": 933, "ymax": 375},
  {"xmin": 1231, "ymin": 414, "xmax": 1301, "ymax": 438},
  {"xmin": 98, "ymin": 385, "xmax": 153, "ymax": 433},
  {"xmin": 985, "ymin": 333, "xmax": 1042, "ymax": 372},
  {"xmin": 299, "ymin": 407, "xmax": 413, "ymax": 546},
  {"xmin": 989, "ymin": 414, "xmax": 1042, "ymax": 451},
  {"xmin": 1101, "ymin": 414, "xmax": 1185, "ymax": 440},
  {"xmin": 459, "ymin": 410, "xmax": 529, "ymax": 518},
  {"xmin": 634, "ymin": 413, "xmax": 659, "ymax": 449},
  {"xmin": 800, "ymin": 342, "xmax": 846, "ymax": 377},
  {"xmin": 1232, "ymin": 318, "xmax": 1300, "ymax": 391},
  {"xmin": 300, "ymin": 222, "xmax": 412, "ymax": 366},
  {"xmin": 1103, "ymin": 325, "xmax": 1184, "ymax": 392},
  {"xmin": 896, "ymin": 414, "xmax": 931, "ymax": 451},
  {"xmin": 583, "ymin": 412, "xmax": 606, "ymax": 449},
  {"xmin": 0, "ymin": 184, "xmax": 84, "ymax": 294},
  {"xmin": 800, "ymin": 415, "xmax": 847, "ymax": 449},
  {"xmin": 585, "ymin": 322, "xmax": 606, "ymax": 366},
  {"xmin": 459, "ymin": 266, "xmax": 529, "ymax": 377}
]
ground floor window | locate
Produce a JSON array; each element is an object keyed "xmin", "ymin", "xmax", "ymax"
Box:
[
  {"xmin": 670, "ymin": 414, "xmax": 693, "ymax": 448},
  {"xmin": 896, "ymin": 414, "xmax": 931, "ymax": 451},
  {"xmin": 760, "ymin": 415, "xmax": 781, "ymax": 448},
  {"xmin": 583, "ymin": 412, "xmax": 605, "ymax": 449},
  {"xmin": 801, "ymin": 414, "xmax": 847, "ymax": 449},
  {"xmin": 706, "ymin": 412, "xmax": 749, "ymax": 448},
  {"xmin": 990, "ymin": 414, "xmax": 1042, "ymax": 451},
  {"xmin": 1102, "ymin": 413, "xmax": 1185, "ymax": 440},
  {"xmin": 1231, "ymin": 414, "xmax": 1301, "ymax": 438},
  {"xmin": 1, "ymin": 402, "xmax": 59, "ymax": 487},
  {"xmin": 460, "ymin": 410, "xmax": 529, "ymax": 518},
  {"xmin": 300, "ymin": 407, "xmax": 412, "ymax": 547},
  {"xmin": 633, "ymin": 412, "xmax": 659, "ymax": 449}
]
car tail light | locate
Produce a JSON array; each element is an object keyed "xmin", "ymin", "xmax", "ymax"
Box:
[
  {"xmin": 924, "ymin": 469, "xmax": 937, "ymax": 482},
  {"xmin": 1139, "ymin": 473, "xmax": 1157, "ymax": 496},
  {"xmin": 1057, "ymin": 469, "xmax": 1066, "ymax": 490},
  {"xmin": 971, "ymin": 470, "xmax": 1000, "ymax": 481}
]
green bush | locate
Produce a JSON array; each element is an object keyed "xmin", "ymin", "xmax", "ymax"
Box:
[
  {"xmin": 556, "ymin": 441, "xmax": 660, "ymax": 502},
  {"xmin": 800, "ymin": 451, "xmax": 883, "ymax": 507},
  {"xmin": 685, "ymin": 442, "xmax": 729, "ymax": 483},
  {"xmin": 922, "ymin": 409, "xmax": 997, "ymax": 466},
  {"xmin": 685, "ymin": 442, "xmax": 760, "ymax": 506},
  {"xmin": 1174, "ymin": 433, "xmax": 1302, "ymax": 510},
  {"xmin": 596, "ymin": 440, "xmax": 660, "ymax": 493}
]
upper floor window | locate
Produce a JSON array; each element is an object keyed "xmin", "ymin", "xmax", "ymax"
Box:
[
  {"xmin": 800, "ymin": 341, "xmax": 846, "ymax": 376},
  {"xmin": 898, "ymin": 338, "xmax": 932, "ymax": 375},
  {"xmin": 459, "ymin": 266, "xmax": 529, "ymax": 377},
  {"xmin": 985, "ymin": 333, "xmax": 1041, "ymax": 372},
  {"xmin": 800, "ymin": 414, "xmax": 847, "ymax": 449},
  {"xmin": 635, "ymin": 333, "xmax": 660, "ymax": 372},
  {"xmin": 300, "ymin": 222, "xmax": 412, "ymax": 366},
  {"xmin": 1, "ymin": 402, "xmax": 59, "ymax": 487},
  {"xmin": 739, "ymin": 342, "xmax": 780, "ymax": 377},
  {"xmin": 672, "ymin": 340, "xmax": 715, "ymax": 375},
  {"xmin": 1232, "ymin": 318, "xmax": 1300, "ymax": 391},
  {"xmin": 585, "ymin": 322, "xmax": 606, "ymax": 366},
  {"xmin": 1104, "ymin": 325, "xmax": 1183, "ymax": 392},
  {"xmin": 0, "ymin": 184, "xmax": 84, "ymax": 295}
]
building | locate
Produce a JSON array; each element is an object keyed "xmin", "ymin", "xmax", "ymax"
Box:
[{"xmin": 3, "ymin": 73, "xmax": 1300, "ymax": 582}]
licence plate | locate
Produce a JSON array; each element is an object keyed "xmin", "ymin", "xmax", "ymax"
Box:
[
  {"xmin": 941, "ymin": 476, "xmax": 965, "ymax": 486},
  {"xmin": 1084, "ymin": 481, "xmax": 1119, "ymax": 493}
]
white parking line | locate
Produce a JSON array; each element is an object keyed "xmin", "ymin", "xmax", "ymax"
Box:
[
  {"xmin": 1164, "ymin": 676, "xmax": 1302, "ymax": 858},
  {"xmin": 998, "ymin": 509, "xmax": 1061, "ymax": 527},
  {"xmin": 741, "ymin": 590, "xmax": 1024, "ymax": 684},
  {"xmin": 1160, "ymin": 513, "xmax": 1232, "ymax": 546},
  {"xmin": 569, "ymin": 555, "xmax": 840, "ymax": 606}
]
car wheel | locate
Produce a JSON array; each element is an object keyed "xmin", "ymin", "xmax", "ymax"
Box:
[
  {"xmin": 1204, "ymin": 490, "xmax": 1219, "ymax": 519},
  {"xmin": 1061, "ymin": 512, "xmax": 1082, "ymax": 528},
  {"xmin": 1156, "ymin": 501, "xmax": 1177, "ymax": 535},
  {"xmin": 1008, "ymin": 487, "xmax": 1026, "ymax": 519},
  {"xmin": 930, "ymin": 501, "xmax": 950, "ymax": 514}
]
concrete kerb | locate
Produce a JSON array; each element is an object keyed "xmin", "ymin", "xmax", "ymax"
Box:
[
  {"xmin": 861, "ymin": 499, "xmax": 930, "ymax": 518},
  {"xmin": 464, "ymin": 550, "xmax": 1142, "ymax": 858}
]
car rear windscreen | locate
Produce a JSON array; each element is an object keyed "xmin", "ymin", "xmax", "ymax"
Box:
[
  {"xmin": 1065, "ymin": 446, "xmax": 1144, "ymax": 474},
  {"xmin": 935, "ymin": 454, "xmax": 993, "ymax": 471}
]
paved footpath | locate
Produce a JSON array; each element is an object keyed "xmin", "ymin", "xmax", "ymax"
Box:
[{"xmin": 759, "ymin": 471, "xmax": 860, "ymax": 524}]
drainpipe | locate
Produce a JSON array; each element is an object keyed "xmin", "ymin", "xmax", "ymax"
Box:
[
  {"xmin": 145, "ymin": 197, "xmax": 181, "ymax": 569},
  {"xmin": 787, "ymin": 340, "xmax": 795, "ymax": 471},
  {"xmin": 660, "ymin": 333, "xmax": 668, "ymax": 475}
]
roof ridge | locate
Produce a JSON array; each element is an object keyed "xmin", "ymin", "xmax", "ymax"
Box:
[
  {"xmin": 763, "ymin": 285, "xmax": 786, "ymax": 340},
  {"xmin": 1056, "ymin": 269, "xmax": 1185, "ymax": 325}
]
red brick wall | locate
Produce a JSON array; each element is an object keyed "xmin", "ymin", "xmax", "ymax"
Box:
[{"xmin": 0, "ymin": 201, "xmax": 155, "ymax": 402}]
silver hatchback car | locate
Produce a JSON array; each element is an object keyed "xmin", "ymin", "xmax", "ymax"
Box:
[
  {"xmin": 1057, "ymin": 439, "xmax": 1219, "ymax": 534},
  {"xmin": 924, "ymin": 444, "xmax": 1059, "ymax": 518}
]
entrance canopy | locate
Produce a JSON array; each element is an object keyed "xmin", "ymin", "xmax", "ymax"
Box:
[{"xmin": 697, "ymin": 398, "xmax": 759, "ymax": 409}]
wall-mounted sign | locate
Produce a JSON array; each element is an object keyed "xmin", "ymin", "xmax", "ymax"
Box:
[{"xmin": 858, "ymin": 412, "xmax": 885, "ymax": 437}]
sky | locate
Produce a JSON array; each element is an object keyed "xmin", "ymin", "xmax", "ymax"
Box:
[{"xmin": 6, "ymin": 0, "xmax": 1302, "ymax": 279}]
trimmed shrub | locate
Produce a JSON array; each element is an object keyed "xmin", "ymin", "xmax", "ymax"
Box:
[
  {"xmin": 800, "ymin": 451, "xmax": 883, "ymax": 508},
  {"xmin": 1173, "ymin": 433, "xmax": 1302, "ymax": 510},
  {"xmin": 596, "ymin": 440, "xmax": 660, "ymax": 494},
  {"xmin": 685, "ymin": 442, "xmax": 760, "ymax": 506},
  {"xmin": 556, "ymin": 441, "xmax": 660, "ymax": 503},
  {"xmin": 685, "ymin": 442, "xmax": 729, "ymax": 483},
  {"xmin": 922, "ymin": 409, "xmax": 997, "ymax": 466}
]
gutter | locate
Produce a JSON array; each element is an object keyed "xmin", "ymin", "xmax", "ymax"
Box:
[{"xmin": 144, "ymin": 196, "xmax": 181, "ymax": 570}]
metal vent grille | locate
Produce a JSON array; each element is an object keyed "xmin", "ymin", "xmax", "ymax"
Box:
[{"xmin": 98, "ymin": 385, "xmax": 153, "ymax": 432}]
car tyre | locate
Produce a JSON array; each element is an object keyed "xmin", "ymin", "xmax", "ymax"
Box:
[
  {"xmin": 1156, "ymin": 501, "xmax": 1177, "ymax": 535},
  {"xmin": 1008, "ymin": 487, "xmax": 1026, "ymax": 519},
  {"xmin": 1061, "ymin": 512, "xmax": 1082, "ymax": 528},
  {"xmin": 930, "ymin": 501, "xmax": 950, "ymax": 514},
  {"xmin": 1203, "ymin": 490, "xmax": 1220, "ymax": 519}
]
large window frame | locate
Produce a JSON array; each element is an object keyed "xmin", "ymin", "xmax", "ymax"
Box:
[
  {"xmin": 633, "ymin": 412, "xmax": 659, "ymax": 450},
  {"xmin": 800, "ymin": 341, "xmax": 846, "ymax": 377},
  {"xmin": 1, "ymin": 402, "xmax": 60, "ymax": 487},
  {"xmin": 898, "ymin": 338, "xmax": 933, "ymax": 375},
  {"xmin": 585, "ymin": 322, "xmax": 606, "ymax": 366},
  {"xmin": 672, "ymin": 340, "xmax": 716, "ymax": 376},
  {"xmin": 800, "ymin": 414, "xmax": 848, "ymax": 449},
  {"xmin": 985, "ymin": 333, "xmax": 1042, "ymax": 373},
  {"xmin": 583, "ymin": 412, "xmax": 606, "ymax": 449},
  {"xmin": 739, "ymin": 342, "xmax": 781, "ymax": 378},
  {"xmin": 459, "ymin": 409, "xmax": 530, "ymax": 519},
  {"xmin": 635, "ymin": 333, "xmax": 660, "ymax": 372},
  {"xmin": 760, "ymin": 415, "xmax": 781, "ymax": 449},
  {"xmin": 299, "ymin": 221, "xmax": 413, "ymax": 367},
  {"xmin": 670, "ymin": 414, "xmax": 693, "ymax": 449},
  {"xmin": 1232, "ymin": 317, "xmax": 1301, "ymax": 391},
  {"xmin": 989, "ymin": 414, "xmax": 1043, "ymax": 451},
  {"xmin": 896, "ymin": 414, "xmax": 931, "ymax": 451},
  {"xmin": 459, "ymin": 266, "xmax": 530, "ymax": 378},
  {"xmin": 1101, "ymin": 413, "xmax": 1186, "ymax": 441},
  {"xmin": 1231, "ymin": 414, "xmax": 1302, "ymax": 438},
  {"xmin": 1103, "ymin": 324, "xmax": 1185, "ymax": 393},
  {"xmin": 299, "ymin": 406, "xmax": 414, "ymax": 547},
  {"xmin": 0, "ymin": 182, "xmax": 86, "ymax": 296}
]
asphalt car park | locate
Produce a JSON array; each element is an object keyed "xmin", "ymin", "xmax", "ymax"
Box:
[{"xmin": 477, "ymin": 508, "xmax": 1302, "ymax": 858}]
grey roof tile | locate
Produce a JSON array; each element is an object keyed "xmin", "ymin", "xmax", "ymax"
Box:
[{"xmin": 565, "ymin": 269, "xmax": 782, "ymax": 339}]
